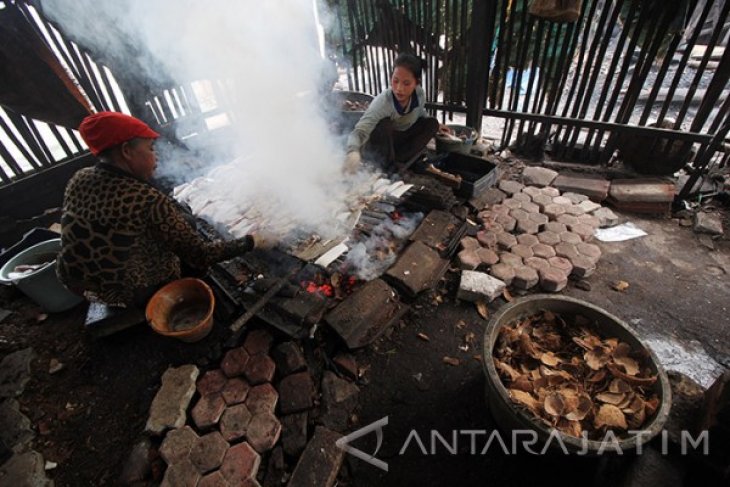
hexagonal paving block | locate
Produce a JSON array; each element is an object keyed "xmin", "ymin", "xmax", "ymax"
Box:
[
  {"xmin": 548, "ymin": 256, "xmax": 574, "ymax": 276},
  {"xmin": 512, "ymin": 192, "xmax": 532, "ymax": 203},
  {"xmin": 556, "ymin": 214, "xmax": 579, "ymax": 227},
  {"xmin": 476, "ymin": 248, "xmax": 499, "ymax": 266},
  {"xmin": 496, "ymin": 232, "xmax": 518, "ymax": 250},
  {"xmin": 190, "ymin": 431, "xmax": 229, "ymax": 473},
  {"xmin": 531, "ymin": 243, "xmax": 556, "ymax": 260},
  {"xmin": 491, "ymin": 204, "xmax": 510, "ymax": 216},
  {"xmin": 499, "ymin": 179, "xmax": 524, "ymax": 195},
  {"xmin": 569, "ymin": 254, "xmax": 596, "ymax": 278},
  {"xmin": 161, "ymin": 459, "xmax": 201, "ymax": 487},
  {"xmin": 197, "ymin": 369, "xmax": 227, "ymax": 396},
  {"xmin": 221, "ymin": 347, "xmax": 250, "ymax": 378},
  {"xmin": 243, "ymin": 329, "xmax": 274, "ymax": 356},
  {"xmin": 160, "ymin": 426, "xmax": 199, "ymax": 466},
  {"xmin": 222, "ymin": 378, "xmax": 250, "ymax": 406},
  {"xmin": 220, "ymin": 403, "xmax": 253, "ymax": 442},
  {"xmin": 578, "ymin": 199, "xmax": 602, "ymax": 213},
  {"xmin": 537, "ymin": 231, "xmax": 560, "ymax": 246},
  {"xmin": 522, "ymin": 186, "xmax": 542, "ymax": 198},
  {"xmin": 577, "ymin": 213, "xmax": 600, "ymax": 229},
  {"xmin": 192, "ymin": 393, "xmax": 227, "ymax": 430},
  {"xmin": 524, "ymin": 256, "xmax": 551, "ymax": 274},
  {"xmin": 539, "ymin": 267, "xmax": 568, "ymax": 292},
  {"xmin": 527, "ymin": 212, "xmax": 549, "ymax": 228},
  {"xmin": 515, "ymin": 218, "xmax": 539, "ymax": 235},
  {"xmin": 246, "ymin": 412, "xmax": 282, "ymax": 453},
  {"xmin": 543, "ymin": 203, "xmax": 566, "ymax": 220},
  {"xmin": 502, "ymin": 198, "xmax": 523, "ymax": 210},
  {"xmin": 220, "ymin": 442, "xmax": 261, "ymax": 485},
  {"xmin": 512, "ymin": 265, "xmax": 539, "ymax": 290},
  {"xmin": 245, "ymin": 383, "xmax": 279, "ymax": 415},
  {"xmin": 243, "ymin": 354, "xmax": 276, "ymax": 385},
  {"xmin": 499, "ymin": 252, "xmax": 523, "ymax": 268},
  {"xmin": 552, "ymin": 195, "xmax": 572, "ymax": 206},
  {"xmin": 198, "ymin": 471, "xmax": 229, "ymax": 487},
  {"xmin": 562, "ymin": 192, "xmax": 589, "ymax": 204},
  {"xmin": 495, "ymin": 214, "xmax": 517, "ymax": 232},
  {"xmin": 521, "ymin": 201, "xmax": 540, "ymax": 214},
  {"xmin": 476, "ymin": 210, "xmax": 496, "ymax": 224},
  {"xmin": 559, "ymin": 231, "xmax": 582, "ymax": 245},
  {"xmin": 564, "ymin": 204, "xmax": 585, "ymax": 216},
  {"xmin": 483, "ymin": 221, "xmax": 505, "ymax": 234},
  {"xmin": 489, "ymin": 263, "xmax": 515, "ymax": 286},
  {"xmin": 460, "ymin": 236, "xmax": 481, "ymax": 250},
  {"xmin": 576, "ymin": 242, "xmax": 602, "ymax": 263},
  {"xmin": 569, "ymin": 222, "xmax": 595, "ymax": 241},
  {"xmin": 531, "ymin": 193, "xmax": 552, "ymax": 211},
  {"xmin": 541, "ymin": 186, "xmax": 561, "ymax": 197},
  {"xmin": 476, "ymin": 230, "xmax": 498, "ymax": 248},
  {"xmin": 516, "ymin": 234, "xmax": 539, "ymax": 247},
  {"xmin": 458, "ymin": 249, "xmax": 480, "ymax": 270},
  {"xmin": 511, "ymin": 244, "xmax": 534, "ymax": 260},
  {"xmin": 544, "ymin": 221, "xmax": 567, "ymax": 234},
  {"xmin": 509, "ymin": 208, "xmax": 529, "ymax": 222},
  {"xmin": 555, "ymin": 242, "xmax": 578, "ymax": 259}
]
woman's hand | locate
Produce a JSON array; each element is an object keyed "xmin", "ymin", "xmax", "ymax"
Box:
[
  {"xmin": 438, "ymin": 124, "xmax": 453, "ymax": 135},
  {"xmin": 343, "ymin": 151, "xmax": 362, "ymax": 174}
]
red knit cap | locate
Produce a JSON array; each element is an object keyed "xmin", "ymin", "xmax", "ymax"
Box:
[{"xmin": 79, "ymin": 112, "xmax": 159, "ymax": 156}]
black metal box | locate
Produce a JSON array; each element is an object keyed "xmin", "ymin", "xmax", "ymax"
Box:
[{"xmin": 435, "ymin": 152, "xmax": 499, "ymax": 198}]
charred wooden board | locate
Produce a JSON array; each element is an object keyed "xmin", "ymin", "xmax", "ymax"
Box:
[{"xmin": 384, "ymin": 241, "xmax": 450, "ymax": 298}]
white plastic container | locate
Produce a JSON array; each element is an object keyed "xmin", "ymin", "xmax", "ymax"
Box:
[{"xmin": 0, "ymin": 238, "xmax": 83, "ymax": 312}]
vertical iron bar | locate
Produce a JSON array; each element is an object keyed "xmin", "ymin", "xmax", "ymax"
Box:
[{"xmin": 48, "ymin": 124, "xmax": 73, "ymax": 158}]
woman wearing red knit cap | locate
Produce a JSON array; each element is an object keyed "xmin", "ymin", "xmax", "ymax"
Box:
[{"xmin": 57, "ymin": 112, "xmax": 271, "ymax": 308}]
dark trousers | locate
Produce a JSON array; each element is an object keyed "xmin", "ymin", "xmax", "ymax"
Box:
[{"xmin": 365, "ymin": 117, "xmax": 439, "ymax": 167}]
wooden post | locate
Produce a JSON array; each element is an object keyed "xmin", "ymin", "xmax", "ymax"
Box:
[{"xmin": 465, "ymin": 0, "xmax": 496, "ymax": 133}]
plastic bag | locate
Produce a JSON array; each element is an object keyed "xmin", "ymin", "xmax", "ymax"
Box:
[{"xmin": 528, "ymin": 0, "xmax": 582, "ymax": 23}]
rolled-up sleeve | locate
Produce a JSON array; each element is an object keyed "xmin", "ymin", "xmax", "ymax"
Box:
[{"xmin": 346, "ymin": 92, "xmax": 391, "ymax": 153}]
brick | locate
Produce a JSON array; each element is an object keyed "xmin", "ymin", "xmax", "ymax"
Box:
[
  {"xmin": 512, "ymin": 192, "xmax": 532, "ymax": 203},
  {"xmin": 499, "ymin": 252, "xmax": 523, "ymax": 267},
  {"xmin": 552, "ymin": 175, "xmax": 610, "ymax": 201},
  {"xmin": 288, "ymin": 427, "xmax": 344, "ymax": 487},
  {"xmin": 556, "ymin": 214, "xmax": 579, "ymax": 227},
  {"xmin": 541, "ymin": 186, "xmax": 561, "ymax": 197},
  {"xmin": 577, "ymin": 213, "xmax": 600, "ymax": 229},
  {"xmin": 515, "ymin": 218, "xmax": 539, "ymax": 235},
  {"xmin": 531, "ymin": 193, "xmax": 552, "ymax": 210},
  {"xmin": 544, "ymin": 221, "xmax": 567, "ymax": 234},
  {"xmin": 222, "ymin": 378, "xmax": 250, "ymax": 406},
  {"xmin": 496, "ymin": 232, "xmax": 518, "ymax": 250},
  {"xmin": 537, "ymin": 231, "xmax": 560, "ymax": 246},
  {"xmin": 190, "ymin": 431, "xmax": 229, "ymax": 473},
  {"xmin": 160, "ymin": 426, "xmax": 198, "ymax": 465},
  {"xmin": 502, "ymin": 198, "xmax": 523, "ymax": 210},
  {"xmin": 512, "ymin": 265, "xmax": 539, "ymax": 290},
  {"xmin": 569, "ymin": 222, "xmax": 595, "ymax": 241},
  {"xmin": 320, "ymin": 371, "xmax": 360, "ymax": 432},
  {"xmin": 198, "ymin": 471, "xmax": 229, "ymax": 487},
  {"xmin": 460, "ymin": 236, "xmax": 481, "ymax": 250},
  {"xmin": 521, "ymin": 201, "xmax": 540, "ymax": 214},
  {"xmin": 531, "ymin": 243, "xmax": 556, "ymax": 260},
  {"xmin": 333, "ymin": 353, "xmax": 358, "ymax": 380},
  {"xmin": 576, "ymin": 242, "xmax": 602, "ymax": 263},
  {"xmin": 247, "ymin": 412, "xmax": 282, "ymax": 453},
  {"xmin": 498, "ymin": 179, "xmax": 524, "ymax": 195},
  {"xmin": 221, "ymin": 348, "xmax": 250, "ymax": 378},
  {"xmin": 272, "ymin": 342, "xmax": 307, "ymax": 377},
  {"xmin": 511, "ymin": 244, "xmax": 534, "ymax": 260},
  {"xmin": 192, "ymin": 393, "xmax": 227, "ymax": 429},
  {"xmin": 245, "ymin": 383, "xmax": 279, "ymax": 415},
  {"xmin": 458, "ymin": 249, "xmax": 480, "ymax": 270},
  {"xmin": 146, "ymin": 365, "xmax": 199, "ymax": 435},
  {"xmin": 562, "ymin": 192, "xmax": 589, "ymax": 204},
  {"xmin": 476, "ymin": 247, "xmax": 499, "ymax": 266},
  {"xmin": 543, "ymin": 203, "xmax": 566, "ymax": 220},
  {"xmin": 278, "ymin": 372, "xmax": 315, "ymax": 414},
  {"xmin": 539, "ymin": 267, "xmax": 568, "ymax": 292},
  {"xmin": 608, "ymin": 178, "xmax": 675, "ymax": 203},
  {"xmin": 559, "ymin": 231, "xmax": 582, "ymax": 245},
  {"xmin": 516, "ymin": 234, "xmax": 539, "ymax": 247},
  {"xmin": 458, "ymin": 270, "xmax": 506, "ymax": 302},
  {"xmin": 243, "ymin": 329, "xmax": 274, "ymax": 356},
  {"xmin": 495, "ymin": 213, "xmax": 517, "ymax": 232},
  {"xmin": 525, "ymin": 256, "xmax": 551, "ymax": 274},
  {"xmin": 578, "ymin": 199, "xmax": 602, "ymax": 213},
  {"xmin": 568, "ymin": 255, "xmax": 596, "ymax": 278},
  {"xmin": 243, "ymin": 354, "xmax": 276, "ymax": 385},
  {"xmin": 527, "ymin": 212, "xmax": 549, "ymax": 228},
  {"xmin": 220, "ymin": 442, "xmax": 261, "ymax": 484},
  {"xmin": 220, "ymin": 404, "xmax": 253, "ymax": 442},
  {"xmin": 522, "ymin": 166, "xmax": 558, "ymax": 187},
  {"xmin": 384, "ymin": 243, "xmax": 449, "ymax": 298},
  {"xmin": 281, "ymin": 412, "xmax": 309, "ymax": 457},
  {"xmin": 548, "ymin": 256, "xmax": 573, "ymax": 276},
  {"xmin": 592, "ymin": 207, "xmax": 619, "ymax": 227},
  {"xmin": 522, "ymin": 186, "xmax": 542, "ymax": 198},
  {"xmin": 198, "ymin": 369, "xmax": 227, "ymax": 396},
  {"xmin": 489, "ymin": 263, "xmax": 515, "ymax": 286},
  {"xmin": 509, "ymin": 208, "xmax": 529, "ymax": 222},
  {"xmin": 161, "ymin": 459, "xmax": 201, "ymax": 487}
]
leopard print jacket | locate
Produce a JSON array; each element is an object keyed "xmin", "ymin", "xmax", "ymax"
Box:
[{"xmin": 57, "ymin": 163, "xmax": 252, "ymax": 307}]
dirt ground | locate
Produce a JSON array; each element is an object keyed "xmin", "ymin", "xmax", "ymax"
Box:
[{"xmin": 1, "ymin": 202, "xmax": 729, "ymax": 486}]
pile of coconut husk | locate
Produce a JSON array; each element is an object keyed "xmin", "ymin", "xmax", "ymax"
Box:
[{"xmin": 493, "ymin": 310, "xmax": 660, "ymax": 439}]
